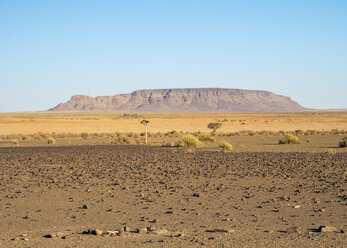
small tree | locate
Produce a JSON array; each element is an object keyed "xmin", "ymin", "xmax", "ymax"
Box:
[
  {"xmin": 140, "ymin": 120, "xmax": 150, "ymax": 144},
  {"xmin": 207, "ymin": 122, "xmax": 222, "ymax": 134}
]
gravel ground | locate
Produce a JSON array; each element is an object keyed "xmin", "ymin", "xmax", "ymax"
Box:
[{"xmin": 0, "ymin": 146, "xmax": 346, "ymax": 247}]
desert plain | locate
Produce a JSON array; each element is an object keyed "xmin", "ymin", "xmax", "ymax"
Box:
[{"xmin": 0, "ymin": 112, "xmax": 346, "ymax": 247}]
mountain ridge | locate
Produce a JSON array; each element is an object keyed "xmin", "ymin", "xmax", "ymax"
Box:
[{"xmin": 49, "ymin": 88, "xmax": 306, "ymax": 112}]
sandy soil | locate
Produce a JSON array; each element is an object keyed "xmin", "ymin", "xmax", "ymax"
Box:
[
  {"xmin": 0, "ymin": 146, "xmax": 346, "ymax": 247},
  {"xmin": 0, "ymin": 112, "xmax": 346, "ymax": 134}
]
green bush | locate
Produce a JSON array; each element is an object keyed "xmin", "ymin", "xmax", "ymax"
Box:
[
  {"xmin": 198, "ymin": 133, "xmax": 215, "ymax": 142},
  {"xmin": 111, "ymin": 136, "xmax": 130, "ymax": 145},
  {"xmin": 219, "ymin": 141, "xmax": 233, "ymax": 152},
  {"xmin": 176, "ymin": 135, "xmax": 202, "ymax": 147},
  {"xmin": 339, "ymin": 136, "xmax": 347, "ymax": 148},
  {"xmin": 279, "ymin": 134, "xmax": 299, "ymax": 144},
  {"xmin": 47, "ymin": 137, "xmax": 56, "ymax": 144},
  {"xmin": 12, "ymin": 139, "xmax": 19, "ymax": 145}
]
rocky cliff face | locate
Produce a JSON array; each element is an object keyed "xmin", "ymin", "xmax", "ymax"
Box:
[{"xmin": 49, "ymin": 88, "xmax": 306, "ymax": 112}]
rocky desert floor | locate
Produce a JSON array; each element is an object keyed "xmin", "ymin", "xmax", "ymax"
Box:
[{"xmin": 0, "ymin": 145, "xmax": 346, "ymax": 247}]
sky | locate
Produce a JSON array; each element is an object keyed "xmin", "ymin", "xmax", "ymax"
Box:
[{"xmin": 0, "ymin": 0, "xmax": 346, "ymax": 112}]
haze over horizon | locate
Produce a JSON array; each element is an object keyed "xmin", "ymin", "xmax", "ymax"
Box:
[{"xmin": 1, "ymin": 0, "xmax": 346, "ymax": 112}]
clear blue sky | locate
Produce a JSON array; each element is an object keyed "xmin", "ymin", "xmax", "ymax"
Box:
[{"xmin": 0, "ymin": 0, "xmax": 346, "ymax": 112}]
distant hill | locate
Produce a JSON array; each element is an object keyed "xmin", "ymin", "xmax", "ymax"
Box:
[{"xmin": 49, "ymin": 88, "xmax": 307, "ymax": 112}]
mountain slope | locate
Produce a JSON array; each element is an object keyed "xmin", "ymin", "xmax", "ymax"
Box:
[{"xmin": 49, "ymin": 88, "xmax": 306, "ymax": 112}]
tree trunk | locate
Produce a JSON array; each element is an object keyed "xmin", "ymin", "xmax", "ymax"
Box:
[{"xmin": 145, "ymin": 125, "xmax": 148, "ymax": 144}]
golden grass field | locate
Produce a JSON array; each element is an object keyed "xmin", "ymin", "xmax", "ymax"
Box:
[
  {"xmin": 0, "ymin": 112, "xmax": 346, "ymax": 152},
  {"xmin": 0, "ymin": 112, "xmax": 346, "ymax": 135}
]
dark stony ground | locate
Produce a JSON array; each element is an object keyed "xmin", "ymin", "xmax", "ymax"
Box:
[{"xmin": 0, "ymin": 146, "xmax": 346, "ymax": 247}]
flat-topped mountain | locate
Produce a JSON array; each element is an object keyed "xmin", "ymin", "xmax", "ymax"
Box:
[{"xmin": 49, "ymin": 88, "xmax": 306, "ymax": 112}]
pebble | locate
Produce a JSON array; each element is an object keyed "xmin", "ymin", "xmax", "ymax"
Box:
[
  {"xmin": 285, "ymin": 226, "xmax": 299, "ymax": 234},
  {"xmin": 105, "ymin": 230, "xmax": 119, "ymax": 237},
  {"xmin": 62, "ymin": 234, "xmax": 80, "ymax": 240},
  {"xmin": 206, "ymin": 228, "xmax": 234, "ymax": 233},
  {"xmin": 84, "ymin": 228, "xmax": 103, "ymax": 236},
  {"xmin": 151, "ymin": 229, "xmax": 169, "ymax": 235},
  {"xmin": 319, "ymin": 226, "xmax": 341, "ymax": 233},
  {"xmin": 139, "ymin": 227, "xmax": 149, "ymax": 234}
]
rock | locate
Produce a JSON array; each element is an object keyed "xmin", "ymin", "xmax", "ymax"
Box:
[
  {"xmin": 62, "ymin": 234, "xmax": 80, "ymax": 240},
  {"xmin": 84, "ymin": 228, "xmax": 103, "ymax": 236},
  {"xmin": 151, "ymin": 229, "xmax": 169, "ymax": 235},
  {"xmin": 286, "ymin": 226, "xmax": 299, "ymax": 234},
  {"xmin": 46, "ymin": 231, "xmax": 72, "ymax": 238},
  {"xmin": 11, "ymin": 234, "xmax": 29, "ymax": 241},
  {"xmin": 293, "ymin": 205, "xmax": 301, "ymax": 209},
  {"xmin": 192, "ymin": 193, "xmax": 200, "ymax": 197},
  {"xmin": 206, "ymin": 228, "xmax": 234, "ymax": 233},
  {"xmin": 105, "ymin": 230, "xmax": 119, "ymax": 236},
  {"xmin": 139, "ymin": 227, "xmax": 148, "ymax": 234},
  {"xmin": 117, "ymin": 231, "xmax": 131, "ymax": 237},
  {"xmin": 319, "ymin": 226, "xmax": 340, "ymax": 233}
]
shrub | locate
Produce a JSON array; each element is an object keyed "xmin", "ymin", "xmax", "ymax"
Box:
[
  {"xmin": 81, "ymin": 132, "xmax": 89, "ymax": 139},
  {"xmin": 12, "ymin": 139, "xmax": 19, "ymax": 145},
  {"xmin": 219, "ymin": 141, "xmax": 233, "ymax": 152},
  {"xmin": 176, "ymin": 135, "xmax": 202, "ymax": 147},
  {"xmin": 47, "ymin": 137, "xmax": 56, "ymax": 144},
  {"xmin": 279, "ymin": 134, "xmax": 299, "ymax": 144},
  {"xmin": 111, "ymin": 136, "xmax": 130, "ymax": 145},
  {"xmin": 339, "ymin": 136, "xmax": 347, "ymax": 148},
  {"xmin": 198, "ymin": 133, "xmax": 215, "ymax": 142}
]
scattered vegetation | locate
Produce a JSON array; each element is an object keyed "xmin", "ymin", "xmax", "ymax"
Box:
[
  {"xmin": 339, "ymin": 136, "xmax": 347, "ymax": 148},
  {"xmin": 176, "ymin": 135, "xmax": 202, "ymax": 147},
  {"xmin": 12, "ymin": 139, "xmax": 19, "ymax": 145},
  {"xmin": 111, "ymin": 136, "xmax": 130, "ymax": 145},
  {"xmin": 279, "ymin": 134, "xmax": 299, "ymax": 144},
  {"xmin": 219, "ymin": 141, "xmax": 233, "ymax": 152},
  {"xmin": 207, "ymin": 122, "xmax": 222, "ymax": 133},
  {"xmin": 47, "ymin": 137, "xmax": 56, "ymax": 144},
  {"xmin": 198, "ymin": 133, "xmax": 215, "ymax": 142}
]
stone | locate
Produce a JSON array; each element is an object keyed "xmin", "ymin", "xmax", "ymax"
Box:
[
  {"xmin": 206, "ymin": 228, "xmax": 234, "ymax": 233},
  {"xmin": 45, "ymin": 232, "xmax": 72, "ymax": 239},
  {"xmin": 319, "ymin": 226, "xmax": 340, "ymax": 233},
  {"xmin": 139, "ymin": 227, "xmax": 148, "ymax": 234},
  {"xmin": 286, "ymin": 226, "xmax": 299, "ymax": 234},
  {"xmin": 151, "ymin": 229, "xmax": 169, "ymax": 235},
  {"xmin": 105, "ymin": 230, "xmax": 119, "ymax": 236},
  {"xmin": 62, "ymin": 234, "xmax": 80, "ymax": 240},
  {"xmin": 84, "ymin": 228, "xmax": 103, "ymax": 236}
]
